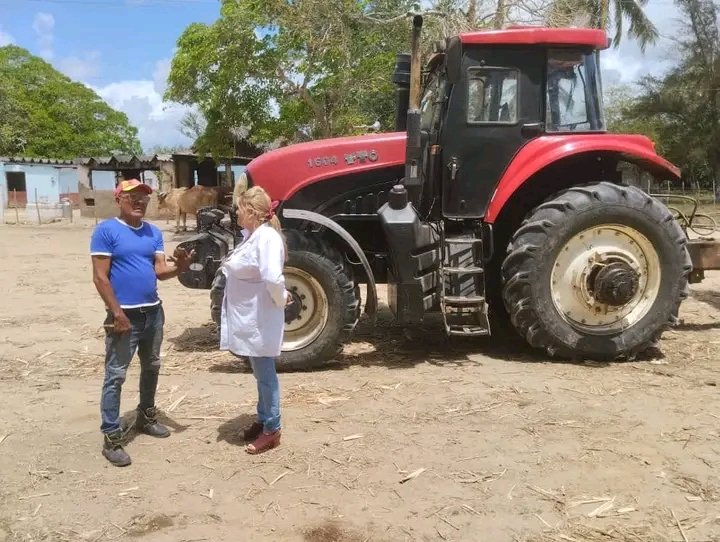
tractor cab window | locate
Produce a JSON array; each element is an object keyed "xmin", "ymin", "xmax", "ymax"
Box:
[
  {"xmin": 467, "ymin": 68, "xmax": 518, "ymax": 124},
  {"xmin": 546, "ymin": 49, "xmax": 605, "ymax": 132}
]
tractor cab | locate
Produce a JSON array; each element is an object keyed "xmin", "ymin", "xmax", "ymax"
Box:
[{"xmin": 399, "ymin": 25, "xmax": 610, "ymax": 219}]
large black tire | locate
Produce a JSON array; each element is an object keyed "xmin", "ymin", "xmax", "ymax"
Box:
[
  {"xmin": 501, "ymin": 182, "xmax": 692, "ymax": 361},
  {"xmin": 210, "ymin": 230, "xmax": 359, "ymax": 371}
]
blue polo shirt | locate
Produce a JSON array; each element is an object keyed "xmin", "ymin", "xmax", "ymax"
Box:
[{"xmin": 90, "ymin": 218, "xmax": 164, "ymax": 308}]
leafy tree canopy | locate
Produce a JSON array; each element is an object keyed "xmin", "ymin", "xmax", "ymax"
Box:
[
  {"xmin": 166, "ymin": 0, "xmax": 419, "ymax": 156},
  {"xmin": 608, "ymin": 0, "xmax": 720, "ymax": 187},
  {"xmin": 166, "ymin": 0, "xmax": 660, "ymax": 157},
  {"xmin": 0, "ymin": 45, "xmax": 141, "ymax": 159}
]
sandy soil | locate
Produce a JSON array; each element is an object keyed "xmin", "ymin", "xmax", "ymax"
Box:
[{"xmin": 0, "ymin": 215, "xmax": 719, "ymax": 542}]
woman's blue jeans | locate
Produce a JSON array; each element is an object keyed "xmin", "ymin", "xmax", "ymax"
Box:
[{"xmin": 249, "ymin": 356, "xmax": 281, "ymax": 433}]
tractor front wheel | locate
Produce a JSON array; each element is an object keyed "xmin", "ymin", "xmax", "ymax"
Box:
[
  {"xmin": 210, "ymin": 231, "xmax": 360, "ymax": 371},
  {"xmin": 501, "ymin": 182, "xmax": 691, "ymax": 360}
]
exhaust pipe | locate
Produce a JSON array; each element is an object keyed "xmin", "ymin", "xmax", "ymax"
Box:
[
  {"xmin": 404, "ymin": 14, "xmax": 424, "ymax": 204},
  {"xmin": 408, "ymin": 15, "xmax": 423, "ymax": 111},
  {"xmin": 392, "ymin": 53, "xmax": 411, "ymax": 131}
]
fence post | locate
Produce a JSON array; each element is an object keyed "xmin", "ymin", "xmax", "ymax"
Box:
[
  {"xmin": 34, "ymin": 188, "xmax": 41, "ymax": 225},
  {"xmin": 13, "ymin": 189, "xmax": 19, "ymax": 223}
]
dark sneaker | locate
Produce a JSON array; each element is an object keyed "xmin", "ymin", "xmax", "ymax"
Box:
[
  {"xmin": 135, "ymin": 406, "xmax": 170, "ymax": 438},
  {"xmin": 102, "ymin": 430, "xmax": 131, "ymax": 467}
]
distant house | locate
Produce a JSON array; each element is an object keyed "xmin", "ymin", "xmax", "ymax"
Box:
[
  {"xmin": 0, "ymin": 157, "xmax": 79, "ymax": 208},
  {"xmin": 76, "ymin": 152, "xmax": 255, "ymax": 219}
]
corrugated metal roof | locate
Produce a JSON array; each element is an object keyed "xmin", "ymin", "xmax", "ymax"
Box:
[
  {"xmin": 77, "ymin": 154, "xmax": 170, "ymax": 168},
  {"xmin": 0, "ymin": 156, "xmax": 77, "ymax": 166}
]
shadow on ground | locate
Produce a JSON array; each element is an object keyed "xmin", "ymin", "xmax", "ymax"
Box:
[
  {"xmin": 217, "ymin": 414, "xmax": 257, "ymax": 447},
  {"xmin": 119, "ymin": 410, "xmax": 191, "ymax": 445},
  {"xmin": 167, "ymin": 304, "xmax": 672, "ymax": 375},
  {"xmin": 169, "ymin": 324, "xmax": 219, "ymax": 353},
  {"xmin": 684, "ymin": 291, "xmax": 720, "ymax": 330},
  {"xmin": 169, "ymin": 309, "xmax": 547, "ymax": 374}
]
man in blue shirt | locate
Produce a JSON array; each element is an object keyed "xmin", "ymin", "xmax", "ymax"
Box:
[{"xmin": 91, "ymin": 179, "xmax": 194, "ymax": 467}]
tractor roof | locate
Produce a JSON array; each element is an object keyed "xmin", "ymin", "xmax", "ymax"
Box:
[{"xmin": 458, "ymin": 26, "xmax": 609, "ymax": 50}]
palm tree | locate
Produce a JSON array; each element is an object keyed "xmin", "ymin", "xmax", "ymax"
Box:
[{"xmin": 546, "ymin": 0, "xmax": 659, "ymax": 51}]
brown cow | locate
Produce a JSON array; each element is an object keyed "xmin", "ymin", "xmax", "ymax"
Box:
[{"xmin": 157, "ymin": 185, "xmax": 233, "ymax": 231}]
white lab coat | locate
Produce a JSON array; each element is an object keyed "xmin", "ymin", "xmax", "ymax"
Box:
[{"xmin": 219, "ymin": 223, "xmax": 287, "ymax": 357}]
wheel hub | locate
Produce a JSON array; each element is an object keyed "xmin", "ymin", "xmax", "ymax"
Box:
[
  {"xmin": 550, "ymin": 224, "xmax": 661, "ymax": 335},
  {"xmin": 590, "ymin": 261, "xmax": 640, "ymax": 306},
  {"xmin": 282, "ymin": 267, "xmax": 329, "ymax": 352}
]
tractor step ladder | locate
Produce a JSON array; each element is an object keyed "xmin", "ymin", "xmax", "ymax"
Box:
[{"xmin": 440, "ymin": 234, "xmax": 490, "ymax": 337}]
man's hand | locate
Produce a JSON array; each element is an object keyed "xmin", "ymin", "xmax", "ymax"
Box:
[
  {"xmin": 157, "ymin": 247, "xmax": 196, "ymax": 280},
  {"xmin": 284, "ymin": 291, "xmax": 301, "ymax": 324},
  {"xmin": 171, "ymin": 247, "xmax": 195, "ymax": 272},
  {"xmin": 112, "ymin": 310, "xmax": 132, "ymax": 335},
  {"xmin": 92, "ymin": 255, "xmax": 127, "ymax": 331}
]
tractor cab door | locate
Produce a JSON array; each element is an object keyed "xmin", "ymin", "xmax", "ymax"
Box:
[{"xmin": 440, "ymin": 48, "xmax": 544, "ymax": 218}]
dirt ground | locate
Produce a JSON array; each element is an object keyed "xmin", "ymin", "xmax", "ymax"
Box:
[{"xmin": 1, "ymin": 215, "xmax": 719, "ymax": 542}]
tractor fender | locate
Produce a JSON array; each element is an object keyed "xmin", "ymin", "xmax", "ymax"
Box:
[
  {"xmin": 484, "ymin": 134, "xmax": 681, "ymax": 224},
  {"xmin": 281, "ymin": 208, "xmax": 378, "ymax": 321}
]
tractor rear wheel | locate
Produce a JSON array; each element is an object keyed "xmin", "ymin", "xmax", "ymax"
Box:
[
  {"xmin": 210, "ymin": 231, "xmax": 360, "ymax": 371},
  {"xmin": 501, "ymin": 182, "xmax": 691, "ymax": 360}
]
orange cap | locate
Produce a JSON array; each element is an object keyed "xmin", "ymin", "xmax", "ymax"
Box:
[{"xmin": 114, "ymin": 179, "xmax": 152, "ymax": 198}]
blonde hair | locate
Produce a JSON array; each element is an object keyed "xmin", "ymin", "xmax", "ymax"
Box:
[{"xmin": 237, "ymin": 186, "xmax": 287, "ymax": 258}]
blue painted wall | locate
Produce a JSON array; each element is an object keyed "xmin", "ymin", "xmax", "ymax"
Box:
[
  {"xmin": 0, "ymin": 162, "xmax": 78, "ymax": 205},
  {"xmin": 59, "ymin": 168, "xmax": 78, "ymax": 195},
  {"xmin": 90, "ymin": 170, "xmax": 116, "ymax": 191}
]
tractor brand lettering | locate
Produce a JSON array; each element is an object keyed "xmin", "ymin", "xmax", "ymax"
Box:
[
  {"xmin": 307, "ymin": 156, "xmax": 338, "ymax": 168},
  {"xmin": 344, "ymin": 150, "xmax": 379, "ymax": 165}
]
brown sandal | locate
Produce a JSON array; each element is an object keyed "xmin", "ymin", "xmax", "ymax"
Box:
[
  {"xmin": 246, "ymin": 430, "xmax": 281, "ymax": 454},
  {"xmin": 242, "ymin": 422, "xmax": 264, "ymax": 442}
]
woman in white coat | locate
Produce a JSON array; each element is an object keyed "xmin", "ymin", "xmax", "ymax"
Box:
[{"xmin": 220, "ymin": 186, "xmax": 288, "ymax": 454}]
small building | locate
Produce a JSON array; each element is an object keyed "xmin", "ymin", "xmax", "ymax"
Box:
[
  {"xmin": 76, "ymin": 152, "xmax": 255, "ymax": 220},
  {"xmin": 0, "ymin": 157, "xmax": 79, "ymax": 208}
]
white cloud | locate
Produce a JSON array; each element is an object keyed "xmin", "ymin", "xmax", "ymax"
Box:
[
  {"xmin": 600, "ymin": 3, "xmax": 683, "ymax": 89},
  {"xmin": 0, "ymin": 25, "xmax": 14, "ymax": 46},
  {"xmin": 59, "ymin": 51, "xmax": 101, "ymax": 81},
  {"xmin": 92, "ymin": 59, "xmax": 193, "ymax": 151},
  {"xmin": 32, "ymin": 12, "xmax": 55, "ymax": 60},
  {"xmin": 32, "ymin": 11, "xmax": 54, "ymax": 34},
  {"xmin": 152, "ymin": 57, "xmax": 171, "ymax": 95}
]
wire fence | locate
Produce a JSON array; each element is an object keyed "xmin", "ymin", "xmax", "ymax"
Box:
[{"xmin": 1, "ymin": 187, "xmax": 74, "ymax": 225}]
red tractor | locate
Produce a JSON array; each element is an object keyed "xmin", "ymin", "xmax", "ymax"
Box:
[{"xmin": 178, "ymin": 18, "xmax": 696, "ymax": 370}]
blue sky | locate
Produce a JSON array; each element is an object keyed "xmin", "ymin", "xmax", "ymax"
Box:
[
  {"xmin": 0, "ymin": 0, "xmax": 221, "ymax": 151},
  {"xmin": 0, "ymin": 0, "xmax": 683, "ymax": 152}
]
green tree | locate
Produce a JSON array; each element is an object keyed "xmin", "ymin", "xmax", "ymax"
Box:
[
  {"xmin": 546, "ymin": 0, "xmax": 658, "ymax": 50},
  {"xmin": 165, "ymin": 0, "xmax": 416, "ymax": 156},
  {"xmin": 0, "ymin": 45, "xmax": 141, "ymax": 158},
  {"xmin": 0, "ymin": 80, "xmax": 29, "ymax": 156},
  {"xmin": 609, "ymin": 0, "xmax": 720, "ymax": 187}
]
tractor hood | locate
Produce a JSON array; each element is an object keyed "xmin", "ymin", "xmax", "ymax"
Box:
[{"xmin": 246, "ymin": 132, "xmax": 407, "ymax": 201}]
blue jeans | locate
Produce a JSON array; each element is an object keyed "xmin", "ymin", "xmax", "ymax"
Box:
[
  {"xmin": 249, "ymin": 356, "xmax": 281, "ymax": 433},
  {"xmin": 100, "ymin": 305, "xmax": 164, "ymax": 434}
]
